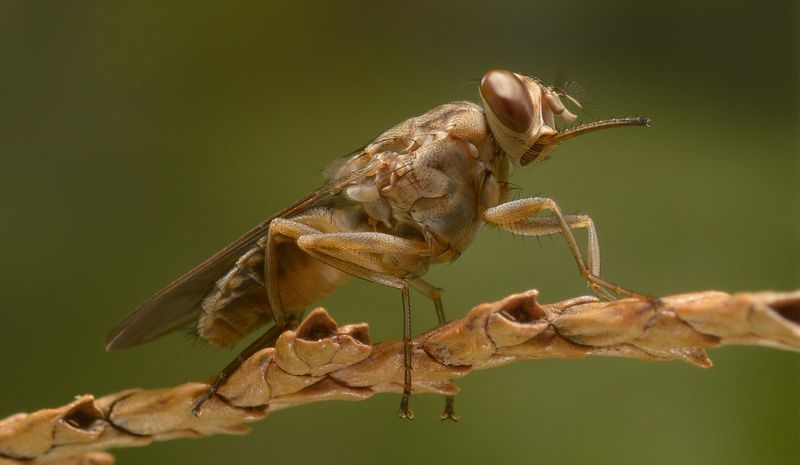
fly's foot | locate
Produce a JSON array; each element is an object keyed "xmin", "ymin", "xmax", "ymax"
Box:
[
  {"xmin": 192, "ymin": 375, "xmax": 226, "ymax": 416},
  {"xmin": 587, "ymin": 277, "xmax": 660, "ymax": 305},
  {"xmin": 439, "ymin": 411, "xmax": 460, "ymax": 422},
  {"xmin": 398, "ymin": 393, "xmax": 414, "ymax": 420},
  {"xmin": 439, "ymin": 395, "xmax": 460, "ymax": 422},
  {"xmin": 589, "ymin": 283, "xmax": 615, "ymax": 301},
  {"xmin": 191, "ymin": 387, "xmax": 217, "ymax": 417}
]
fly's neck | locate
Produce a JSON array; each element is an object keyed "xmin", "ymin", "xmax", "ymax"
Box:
[{"xmin": 488, "ymin": 147, "xmax": 512, "ymax": 208}]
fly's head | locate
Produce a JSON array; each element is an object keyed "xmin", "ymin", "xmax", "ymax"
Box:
[{"xmin": 479, "ymin": 69, "xmax": 650, "ymax": 166}]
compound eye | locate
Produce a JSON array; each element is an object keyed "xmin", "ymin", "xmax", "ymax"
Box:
[{"xmin": 480, "ymin": 69, "xmax": 534, "ymax": 133}]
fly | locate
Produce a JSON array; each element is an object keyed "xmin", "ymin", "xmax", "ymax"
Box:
[{"xmin": 105, "ymin": 69, "xmax": 652, "ymax": 420}]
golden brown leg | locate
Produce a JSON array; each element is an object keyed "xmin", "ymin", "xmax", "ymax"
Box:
[
  {"xmin": 191, "ymin": 323, "xmax": 283, "ymax": 415},
  {"xmin": 296, "ymin": 231, "xmax": 434, "ymax": 419},
  {"xmin": 410, "ymin": 278, "xmax": 459, "ymax": 421},
  {"xmin": 483, "ymin": 197, "xmax": 655, "ymax": 302},
  {"xmin": 191, "ymin": 220, "xmax": 317, "ymax": 416}
]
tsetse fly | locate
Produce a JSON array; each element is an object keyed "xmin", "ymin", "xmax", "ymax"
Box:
[{"xmin": 106, "ymin": 69, "xmax": 651, "ymax": 419}]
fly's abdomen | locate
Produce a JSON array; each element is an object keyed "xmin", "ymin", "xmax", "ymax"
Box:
[{"xmin": 198, "ymin": 233, "xmax": 349, "ymax": 347}]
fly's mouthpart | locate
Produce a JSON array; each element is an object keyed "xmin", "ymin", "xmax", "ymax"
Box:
[
  {"xmin": 519, "ymin": 116, "xmax": 651, "ymax": 166},
  {"xmin": 550, "ymin": 116, "xmax": 651, "ymax": 144}
]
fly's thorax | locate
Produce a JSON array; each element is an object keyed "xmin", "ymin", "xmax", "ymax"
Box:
[
  {"xmin": 331, "ymin": 101, "xmax": 502, "ymax": 265},
  {"xmin": 380, "ymin": 137, "xmax": 493, "ymax": 259}
]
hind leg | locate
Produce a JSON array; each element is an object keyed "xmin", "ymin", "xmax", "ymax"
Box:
[{"xmin": 191, "ymin": 219, "xmax": 319, "ymax": 415}]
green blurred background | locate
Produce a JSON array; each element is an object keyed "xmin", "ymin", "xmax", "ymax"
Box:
[{"xmin": 1, "ymin": 1, "xmax": 798, "ymax": 464}]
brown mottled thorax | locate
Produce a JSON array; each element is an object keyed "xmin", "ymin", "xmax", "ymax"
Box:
[{"xmin": 327, "ymin": 101, "xmax": 510, "ymax": 266}]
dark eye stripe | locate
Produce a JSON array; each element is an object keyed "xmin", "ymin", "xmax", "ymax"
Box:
[{"xmin": 480, "ymin": 69, "xmax": 534, "ymax": 133}]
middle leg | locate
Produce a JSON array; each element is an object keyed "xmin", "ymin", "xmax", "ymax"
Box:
[
  {"xmin": 296, "ymin": 231, "xmax": 433, "ymax": 419},
  {"xmin": 409, "ymin": 278, "xmax": 458, "ymax": 421}
]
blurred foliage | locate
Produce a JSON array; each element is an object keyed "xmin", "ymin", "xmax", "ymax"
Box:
[{"xmin": 0, "ymin": 1, "xmax": 797, "ymax": 465}]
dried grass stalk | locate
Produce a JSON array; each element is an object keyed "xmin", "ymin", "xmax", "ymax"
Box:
[{"xmin": 2, "ymin": 288, "xmax": 799, "ymax": 465}]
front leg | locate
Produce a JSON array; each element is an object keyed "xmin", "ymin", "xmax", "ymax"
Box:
[{"xmin": 482, "ymin": 197, "xmax": 651, "ymax": 300}]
